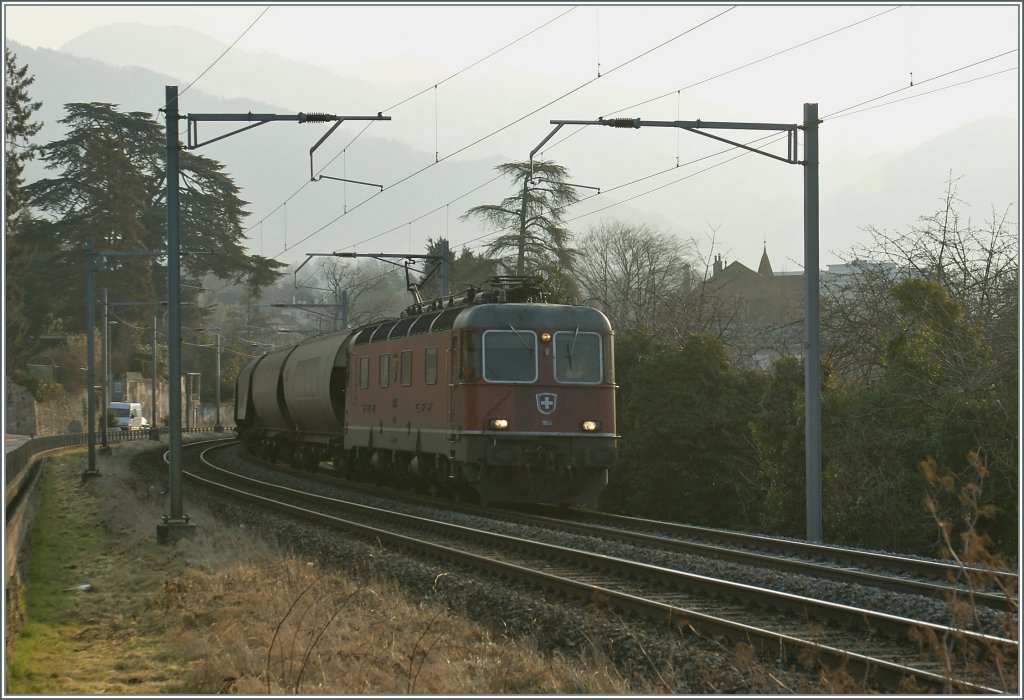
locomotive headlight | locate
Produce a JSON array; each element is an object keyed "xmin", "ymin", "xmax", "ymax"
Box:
[
  {"xmin": 540, "ymin": 331, "xmax": 552, "ymax": 344},
  {"xmin": 489, "ymin": 418, "xmax": 510, "ymax": 430},
  {"xmin": 580, "ymin": 420, "xmax": 600, "ymax": 432}
]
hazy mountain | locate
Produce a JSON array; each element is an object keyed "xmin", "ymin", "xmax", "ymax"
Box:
[
  {"xmin": 59, "ymin": 23, "xmax": 394, "ymax": 113},
  {"xmin": 8, "ymin": 26, "xmax": 1018, "ymax": 273},
  {"xmin": 822, "ymin": 116, "xmax": 1018, "ymax": 246}
]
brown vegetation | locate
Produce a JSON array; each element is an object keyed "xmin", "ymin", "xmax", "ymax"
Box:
[{"xmin": 3, "ymin": 442, "xmax": 651, "ymax": 694}]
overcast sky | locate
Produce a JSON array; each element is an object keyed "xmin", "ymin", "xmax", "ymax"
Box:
[{"xmin": 4, "ymin": 2, "xmax": 1020, "ymax": 272}]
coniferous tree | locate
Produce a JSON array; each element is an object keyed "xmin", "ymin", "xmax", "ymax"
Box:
[
  {"xmin": 460, "ymin": 160, "xmax": 580, "ymax": 277},
  {"xmin": 20, "ymin": 102, "xmax": 286, "ymax": 335},
  {"xmin": 419, "ymin": 237, "xmax": 500, "ymax": 300},
  {"xmin": 4, "ymin": 48, "xmax": 41, "ymax": 234},
  {"xmin": 4, "ymin": 49, "xmax": 43, "ymax": 372}
]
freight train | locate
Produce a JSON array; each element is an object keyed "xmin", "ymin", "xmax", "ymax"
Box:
[{"xmin": 234, "ymin": 276, "xmax": 618, "ymax": 506}]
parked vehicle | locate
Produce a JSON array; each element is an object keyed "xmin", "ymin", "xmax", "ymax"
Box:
[{"xmin": 109, "ymin": 401, "xmax": 144, "ymax": 431}]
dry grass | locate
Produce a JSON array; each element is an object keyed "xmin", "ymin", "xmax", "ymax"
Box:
[
  {"xmin": 4, "ymin": 441, "xmax": 644, "ymax": 694},
  {"xmin": 161, "ymin": 556, "xmax": 633, "ymax": 694},
  {"xmin": 915, "ymin": 453, "xmax": 1019, "ymax": 694}
]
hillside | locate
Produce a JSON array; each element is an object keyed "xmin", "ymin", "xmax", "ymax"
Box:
[{"xmin": 8, "ymin": 28, "xmax": 1018, "ymax": 272}]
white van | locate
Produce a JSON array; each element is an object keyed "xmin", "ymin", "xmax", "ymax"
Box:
[{"xmin": 110, "ymin": 401, "xmax": 144, "ymax": 431}]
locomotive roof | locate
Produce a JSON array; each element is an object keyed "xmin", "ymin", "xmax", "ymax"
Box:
[{"xmin": 453, "ymin": 303, "xmax": 612, "ymax": 332}]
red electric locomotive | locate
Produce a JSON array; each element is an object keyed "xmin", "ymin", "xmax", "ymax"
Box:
[{"xmin": 235, "ymin": 277, "xmax": 618, "ymax": 505}]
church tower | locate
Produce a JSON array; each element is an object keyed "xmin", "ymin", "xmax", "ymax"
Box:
[{"xmin": 757, "ymin": 244, "xmax": 774, "ymax": 277}]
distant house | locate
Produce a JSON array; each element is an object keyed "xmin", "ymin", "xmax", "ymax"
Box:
[
  {"xmin": 702, "ymin": 246, "xmax": 804, "ymax": 368},
  {"xmin": 703, "ymin": 248, "xmax": 912, "ymax": 368}
]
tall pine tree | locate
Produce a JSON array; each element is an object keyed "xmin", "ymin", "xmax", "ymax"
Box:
[
  {"xmin": 4, "ymin": 49, "xmax": 43, "ymax": 373},
  {"xmin": 20, "ymin": 102, "xmax": 286, "ymax": 335},
  {"xmin": 460, "ymin": 160, "xmax": 580, "ymax": 277}
]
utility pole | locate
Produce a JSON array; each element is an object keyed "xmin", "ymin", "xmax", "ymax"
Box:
[
  {"xmin": 214, "ymin": 332, "xmax": 222, "ymax": 432},
  {"xmin": 534, "ymin": 107, "xmax": 823, "ymax": 542},
  {"xmin": 83, "ymin": 249, "xmax": 164, "ymax": 469},
  {"xmin": 84, "ymin": 239, "xmax": 98, "ymax": 476},
  {"xmin": 160, "ymin": 85, "xmax": 192, "ymax": 544},
  {"xmin": 151, "ymin": 315, "xmax": 160, "ymax": 440},
  {"xmin": 802, "ymin": 103, "xmax": 821, "ymax": 542},
  {"xmin": 193, "ymin": 327, "xmax": 223, "ymax": 432},
  {"xmin": 160, "ymin": 85, "xmax": 390, "ymax": 543},
  {"xmin": 99, "ymin": 287, "xmax": 110, "ymax": 454}
]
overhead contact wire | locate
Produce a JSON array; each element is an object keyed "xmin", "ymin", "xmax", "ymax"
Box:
[
  {"xmin": 179, "ymin": 6, "xmax": 270, "ymax": 100},
  {"xmin": 540, "ymin": 6, "xmax": 902, "ymax": 155},
  {"xmin": 453, "ymin": 55, "xmax": 1017, "ymax": 253},
  {"xmin": 244, "ymin": 7, "xmax": 577, "ymax": 238},
  {"xmin": 277, "ymin": 6, "xmax": 736, "ymax": 257}
]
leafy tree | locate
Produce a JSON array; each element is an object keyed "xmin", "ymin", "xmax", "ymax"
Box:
[
  {"xmin": 816, "ymin": 180, "xmax": 1017, "ymax": 555},
  {"xmin": 418, "ymin": 237, "xmax": 500, "ymax": 300},
  {"xmin": 825, "ymin": 279, "xmax": 1015, "ymax": 555},
  {"xmin": 602, "ymin": 331, "xmax": 765, "ymax": 529},
  {"xmin": 4, "ymin": 49, "xmax": 43, "ymax": 374},
  {"xmin": 748, "ymin": 356, "xmax": 807, "ymax": 537},
  {"xmin": 19, "ymin": 102, "xmax": 286, "ymax": 339},
  {"xmin": 460, "ymin": 160, "xmax": 580, "ymax": 277}
]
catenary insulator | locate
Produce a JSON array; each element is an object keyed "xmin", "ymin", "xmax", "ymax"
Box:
[{"xmin": 299, "ymin": 112, "xmax": 337, "ymax": 123}]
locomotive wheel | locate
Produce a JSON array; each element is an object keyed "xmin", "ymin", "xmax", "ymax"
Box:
[{"xmin": 332, "ymin": 452, "xmax": 350, "ymax": 480}]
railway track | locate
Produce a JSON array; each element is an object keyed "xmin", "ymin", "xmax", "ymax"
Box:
[
  {"xmin": 177, "ymin": 441, "xmax": 1017, "ymax": 694},
  {"xmin": 224, "ymin": 443, "xmax": 1017, "ymax": 619},
  {"xmin": 529, "ymin": 505, "xmax": 1018, "ymax": 598},
  {"xmin": 491, "ymin": 505, "xmax": 1018, "ymax": 614}
]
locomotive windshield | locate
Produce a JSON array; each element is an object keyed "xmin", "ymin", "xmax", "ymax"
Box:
[
  {"xmin": 554, "ymin": 331, "xmax": 602, "ymax": 383},
  {"xmin": 482, "ymin": 329, "xmax": 537, "ymax": 382}
]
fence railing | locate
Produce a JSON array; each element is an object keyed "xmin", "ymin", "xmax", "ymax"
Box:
[{"xmin": 4, "ymin": 426, "xmax": 235, "ymax": 487}]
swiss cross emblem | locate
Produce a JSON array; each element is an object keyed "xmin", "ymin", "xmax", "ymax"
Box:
[{"xmin": 536, "ymin": 392, "xmax": 557, "ymax": 415}]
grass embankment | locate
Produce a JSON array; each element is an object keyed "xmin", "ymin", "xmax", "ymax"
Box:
[
  {"xmin": 5, "ymin": 444, "xmax": 638, "ymax": 694},
  {"xmin": 6, "ymin": 448, "xmax": 188, "ymax": 693}
]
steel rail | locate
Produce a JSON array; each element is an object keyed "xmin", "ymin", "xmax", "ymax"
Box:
[
  {"xmin": 187, "ymin": 442, "xmax": 1016, "ymax": 694},
  {"xmin": 228, "ymin": 447, "xmax": 1016, "ymax": 613},
  {"xmin": 527, "ymin": 505, "xmax": 1019, "ymax": 596},
  {"xmin": 477, "ymin": 505, "xmax": 1017, "ymax": 612}
]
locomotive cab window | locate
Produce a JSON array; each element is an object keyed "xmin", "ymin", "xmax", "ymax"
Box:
[
  {"xmin": 554, "ymin": 331, "xmax": 603, "ymax": 384},
  {"xmin": 482, "ymin": 329, "xmax": 537, "ymax": 383},
  {"xmin": 378, "ymin": 353, "xmax": 389, "ymax": 387}
]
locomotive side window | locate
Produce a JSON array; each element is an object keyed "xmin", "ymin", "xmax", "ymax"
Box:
[
  {"xmin": 400, "ymin": 350, "xmax": 412, "ymax": 386},
  {"xmin": 482, "ymin": 329, "xmax": 537, "ymax": 383},
  {"xmin": 424, "ymin": 347, "xmax": 437, "ymax": 385},
  {"xmin": 554, "ymin": 331, "xmax": 602, "ymax": 384},
  {"xmin": 378, "ymin": 353, "xmax": 389, "ymax": 387},
  {"xmin": 359, "ymin": 356, "xmax": 369, "ymax": 389},
  {"xmin": 459, "ymin": 331, "xmax": 479, "ymax": 382},
  {"xmin": 604, "ymin": 335, "xmax": 616, "ymax": 384}
]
